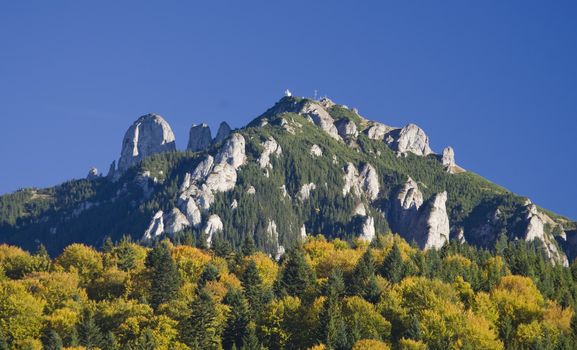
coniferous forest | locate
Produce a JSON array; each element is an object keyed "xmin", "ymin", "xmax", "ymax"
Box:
[{"xmin": 1, "ymin": 232, "xmax": 577, "ymax": 350}]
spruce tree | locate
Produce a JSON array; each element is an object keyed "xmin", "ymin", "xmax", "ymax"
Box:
[
  {"xmin": 241, "ymin": 235, "xmax": 257, "ymax": 257},
  {"xmin": 184, "ymin": 289, "xmax": 219, "ymax": 349},
  {"xmin": 115, "ymin": 235, "xmax": 138, "ymax": 271},
  {"xmin": 0, "ymin": 328, "xmax": 9, "ymax": 350},
  {"xmin": 222, "ymin": 289, "xmax": 251, "ymax": 350},
  {"xmin": 145, "ymin": 240, "xmax": 181, "ymax": 309},
  {"xmin": 381, "ymin": 242, "xmax": 405, "ymax": 283},
  {"xmin": 349, "ymin": 248, "xmax": 379, "ymax": 301},
  {"xmin": 43, "ymin": 329, "xmax": 63, "ymax": 350},
  {"xmin": 278, "ymin": 247, "xmax": 316, "ymax": 300},
  {"xmin": 241, "ymin": 323, "xmax": 261, "ymax": 350},
  {"xmin": 199, "ymin": 262, "xmax": 220, "ymax": 287},
  {"xmin": 78, "ymin": 309, "xmax": 103, "ymax": 350},
  {"xmin": 320, "ymin": 268, "xmax": 348, "ymax": 350},
  {"xmin": 135, "ymin": 329, "xmax": 156, "ymax": 350},
  {"xmin": 241, "ymin": 260, "xmax": 265, "ymax": 317},
  {"xmin": 102, "ymin": 331, "xmax": 119, "ymax": 350}
]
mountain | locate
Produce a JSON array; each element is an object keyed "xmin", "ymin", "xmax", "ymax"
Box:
[{"xmin": 1, "ymin": 95, "xmax": 575, "ymax": 262}]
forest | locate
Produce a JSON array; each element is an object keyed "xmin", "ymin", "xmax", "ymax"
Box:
[{"xmin": 1, "ymin": 232, "xmax": 577, "ymax": 350}]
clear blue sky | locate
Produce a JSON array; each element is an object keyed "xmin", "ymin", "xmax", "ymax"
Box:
[{"xmin": 1, "ymin": 1, "xmax": 576, "ymax": 219}]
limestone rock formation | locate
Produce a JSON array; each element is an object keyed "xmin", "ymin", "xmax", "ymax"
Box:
[
  {"xmin": 164, "ymin": 208, "xmax": 190, "ymax": 234},
  {"xmin": 106, "ymin": 161, "xmax": 116, "ymax": 178},
  {"xmin": 364, "ymin": 122, "xmax": 395, "ymax": 141},
  {"xmin": 386, "ymin": 124, "xmax": 432, "ymax": 156},
  {"xmin": 442, "ymin": 146, "xmax": 455, "ymax": 170},
  {"xmin": 342, "ymin": 163, "xmax": 380, "ymax": 201},
  {"xmin": 310, "ymin": 144, "xmax": 323, "ymax": 157},
  {"xmin": 142, "ymin": 210, "xmax": 164, "ymax": 241},
  {"xmin": 178, "ymin": 197, "xmax": 202, "ymax": 227},
  {"xmin": 335, "ymin": 119, "xmax": 358, "ymax": 139},
  {"xmin": 298, "ymin": 183, "xmax": 316, "ymax": 201},
  {"xmin": 259, "ymin": 137, "xmax": 282, "ymax": 169},
  {"xmin": 299, "ymin": 102, "xmax": 341, "ymax": 140},
  {"xmin": 411, "ymin": 192, "xmax": 450, "ymax": 250},
  {"xmin": 187, "ymin": 124, "xmax": 212, "ymax": 152},
  {"xmin": 117, "ymin": 114, "xmax": 176, "ymax": 173},
  {"xmin": 360, "ymin": 216, "xmax": 376, "ymax": 242},
  {"xmin": 204, "ymin": 214, "xmax": 223, "ymax": 247},
  {"xmin": 214, "ymin": 122, "xmax": 231, "ymax": 143},
  {"xmin": 524, "ymin": 203, "xmax": 568, "ymax": 266},
  {"xmin": 318, "ymin": 97, "xmax": 335, "ymax": 109}
]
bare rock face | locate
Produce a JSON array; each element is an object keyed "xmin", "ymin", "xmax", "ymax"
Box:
[
  {"xmin": 187, "ymin": 124, "xmax": 212, "ymax": 152},
  {"xmin": 342, "ymin": 163, "xmax": 380, "ymax": 201},
  {"xmin": 298, "ymin": 183, "xmax": 316, "ymax": 201},
  {"xmin": 319, "ymin": 97, "xmax": 335, "ymax": 109},
  {"xmin": 524, "ymin": 203, "xmax": 568, "ymax": 266},
  {"xmin": 142, "ymin": 210, "xmax": 164, "ymax": 241},
  {"xmin": 386, "ymin": 124, "xmax": 432, "ymax": 156},
  {"xmin": 360, "ymin": 216, "xmax": 376, "ymax": 242},
  {"xmin": 214, "ymin": 122, "xmax": 232, "ymax": 143},
  {"xmin": 259, "ymin": 137, "xmax": 282, "ymax": 169},
  {"xmin": 310, "ymin": 144, "xmax": 323, "ymax": 157},
  {"xmin": 179, "ymin": 197, "xmax": 202, "ymax": 227},
  {"xmin": 179, "ymin": 133, "xmax": 247, "ymax": 214},
  {"xmin": 442, "ymin": 146, "xmax": 455, "ymax": 170},
  {"xmin": 87, "ymin": 168, "xmax": 99, "ymax": 180},
  {"xmin": 365, "ymin": 122, "xmax": 395, "ymax": 141},
  {"xmin": 299, "ymin": 102, "xmax": 341, "ymax": 140},
  {"xmin": 164, "ymin": 208, "xmax": 190, "ymax": 234},
  {"xmin": 411, "ymin": 192, "xmax": 450, "ymax": 250},
  {"xmin": 118, "ymin": 114, "xmax": 176, "ymax": 173},
  {"xmin": 335, "ymin": 119, "xmax": 359, "ymax": 139},
  {"xmin": 204, "ymin": 214, "xmax": 223, "ymax": 247},
  {"xmin": 106, "ymin": 161, "xmax": 116, "ymax": 178}
]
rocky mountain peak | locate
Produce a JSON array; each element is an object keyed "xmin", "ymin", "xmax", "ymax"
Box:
[
  {"xmin": 117, "ymin": 113, "xmax": 176, "ymax": 173},
  {"xmin": 214, "ymin": 122, "xmax": 232, "ymax": 143},
  {"xmin": 187, "ymin": 123, "xmax": 212, "ymax": 152}
]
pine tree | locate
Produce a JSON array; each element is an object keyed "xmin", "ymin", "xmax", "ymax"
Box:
[
  {"xmin": 320, "ymin": 268, "xmax": 348, "ymax": 350},
  {"xmin": 278, "ymin": 247, "xmax": 316, "ymax": 300},
  {"xmin": 241, "ymin": 323, "xmax": 261, "ymax": 350},
  {"xmin": 145, "ymin": 240, "xmax": 181, "ymax": 309},
  {"xmin": 78, "ymin": 309, "xmax": 103, "ymax": 350},
  {"xmin": 241, "ymin": 260, "xmax": 265, "ymax": 317},
  {"xmin": 241, "ymin": 235, "xmax": 257, "ymax": 256},
  {"xmin": 199, "ymin": 262, "xmax": 220, "ymax": 287},
  {"xmin": 349, "ymin": 248, "xmax": 380, "ymax": 301},
  {"xmin": 35, "ymin": 243, "xmax": 51, "ymax": 271},
  {"xmin": 100, "ymin": 331, "xmax": 118, "ymax": 350},
  {"xmin": 222, "ymin": 289, "xmax": 251, "ymax": 350},
  {"xmin": 102, "ymin": 236, "xmax": 114, "ymax": 253},
  {"xmin": 184, "ymin": 289, "xmax": 219, "ymax": 349},
  {"xmin": 115, "ymin": 236, "xmax": 138, "ymax": 271},
  {"xmin": 42, "ymin": 329, "xmax": 63, "ymax": 350},
  {"xmin": 381, "ymin": 242, "xmax": 405, "ymax": 283}
]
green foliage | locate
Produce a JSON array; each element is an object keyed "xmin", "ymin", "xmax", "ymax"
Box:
[
  {"xmin": 145, "ymin": 240, "xmax": 180, "ymax": 310},
  {"xmin": 278, "ymin": 247, "xmax": 316, "ymax": 300}
]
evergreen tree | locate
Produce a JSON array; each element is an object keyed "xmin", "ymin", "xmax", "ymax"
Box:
[
  {"xmin": 241, "ymin": 324, "xmax": 262, "ymax": 350},
  {"xmin": 0, "ymin": 328, "xmax": 9, "ymax": 350},
  {"xmin": 349, "ymin": 248, "xmax": 380, "ymax": 301},
  {"xmin": 145, "ymin": 240, "xmax": 181, "ymax": 309},
  {"xmin": 199, "ymin": 262, "xmax": 220, "ymax": 287},
  {"xmin": 42, "ymin": 329, "xmax": 63, "ymax": 350},
  {"xmin": 381, "ymin": 242, "xmax": 405, "ymax": 283},
  {"xmin": 184, "ymin": 289, "xmax": 219, "ymax": 349},
  {"xmin": 68, "ymin": 327, "xmax": 79, "ymax": 347},
  {"xmin": 78, "ymin": 309, "xmax": 103, "ymax": 349},
  {"xmin": 102, "ymin": 331, "xmax": 119, "ymax": 350},
  {"xmin": 212, "ymin": 239, "xmax": 233, "ymax": 259},
  {"xmin": 102, "ymin": 236, "xmax": 114, "ymax": 253},
  {"xmin": 241, "ymin": 235, "xmax": 257, "ymax": 257},
  {"xmin": 241, "ymin": 260, "xmax": 265, "ymax": 317},
  {"xmin": 320, "ymin": 268, "xmax": 348, "ymax": 350},
  {"xmin": 222, "ymin": 289, "xmax": 251, "ymax": 350},
  {"xmin": 278, "ymin": 247, "xmax": 316, "ymax": 300},
  {"xmin": 135, "ymin": 329, "xmax": 156, "ymax": 350},
  {"xmin": 115, "ymin": 235, "xmax": 138, "ymax": 271}
]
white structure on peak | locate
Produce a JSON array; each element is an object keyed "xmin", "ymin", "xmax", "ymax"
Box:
[{"xmin": 284, "ymin": 89, "xmax": 292, "ymax": 97}]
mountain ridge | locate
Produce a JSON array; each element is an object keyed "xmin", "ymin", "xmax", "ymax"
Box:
[{"xmin": 0, "ymin": 94, "xmax": 575, "ymax": 264}]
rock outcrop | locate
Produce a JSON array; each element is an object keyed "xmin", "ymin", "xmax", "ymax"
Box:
[
  {"xmin": 335, "ymin": 119, "xmax": 358, "ymax": 139},
  {"xmin": 411, "ymin": 192, "xmax": 450, "ymax": 249},
  {"xmin": 364, "ymin": 122, "xmax": 395, "ymax": 141},
  {"xmin": 142, "ymin": 210, "xmax": 164, "ymax": 241},
  {"xmin": 204, "ymin": 214, "xmax": 223, "ymax": 247},
  {"xmin": 299, "ymin": 102, "xmax": 341, "ymax": 140},
  {"xmin": 360, "ymin": 216, "xmax": 376, "ymax": 242},
  {"xmin": 342, "ymin": 163, "xmax": 380, "ymax": 201},
  {"xmin": 259, "ymin": 137, "xmax": 282, "ymax": 169},
  {"xmin": 298, "ymin": 183, "xmax": 316, "ymax": 201},
  {"xmin": 442, "ymin": 146, "xmax": 455, "ymax": 170},
  {"xmin": 214, "ymin": 122, "xmax": 231, "ymax": 143},
  {"xmin": 386, "ymin": 124, "xmax": 432, "ymax": 156},
  {"xmin": 524, "ymin": 203, "xmax": 568, "ymax": 266},
  {"xmin": 187, "ymin": 124, "xmax": 212, "ymax": 152},
  {"xmin": 117, "ymin": 114, "xmax": 176, "ymax": 173},
  {"xmin": 164, "ymin": 208, "xmax": 190, "ymax": 234},
  {"xmin": 310, "ymin": 144, "xmax": 323, "ymax": 157}
]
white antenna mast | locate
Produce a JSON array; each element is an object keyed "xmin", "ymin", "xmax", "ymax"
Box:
[{"xmin": 314, "ymin": 89, "xmax": 318, "ymax": 100}]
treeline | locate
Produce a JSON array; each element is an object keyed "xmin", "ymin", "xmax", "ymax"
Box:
[{"xmin": 1, "ymin": 233, "xmax": 577, "ymax": 350}]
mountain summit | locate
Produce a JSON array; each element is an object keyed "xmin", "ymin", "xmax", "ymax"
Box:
[{"xmin": 0, "ymin": 95, "xmax": 575, "ymax": 264}]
